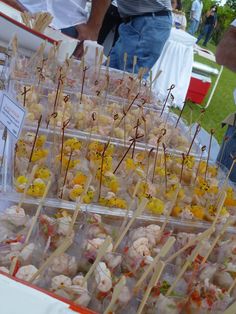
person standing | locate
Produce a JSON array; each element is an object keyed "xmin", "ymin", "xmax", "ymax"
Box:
[
  {"xmin": 97, "ymin": 1, "xmax": 122, "ymax": 47},
  {"xmin": 109, "ymin": 0, "xmax": 172, "ymax": 75},
  {"xmin": 196, "ymin": 5, "xmax": 217, "ymax": 47},
  {"xmin": 171, "ymin": 0, "xmax": 187, "ymax": 30},
  {"xmin": 2, "ymin": 0, "xmax": 109, "ymax": 42},
  {"xmin": 188, "ymin": 0, "xmax": 203, "ymax": 35},
  {"xmin": 216, "ymin": 19, "xmax": 236, "ymax": 181}
]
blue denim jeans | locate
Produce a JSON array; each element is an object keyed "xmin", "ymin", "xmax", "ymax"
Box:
[
  {"xmin": 196, "ymin": 24, "xmax": 214, "ymax": 46},
  {"xmin": 217, "ymin": 125, "xmax": 236, "ymax": 182},
  {"xmin": 61, "ymin": 26, "xmax": 78, "ymax": 38},
  {"xmin": 188, "ymin": 18, "xmax": 199, "ymax": 35},
  {"xmin": 109, "ymin": 13, "xmax": 172, "ymax": 74}
]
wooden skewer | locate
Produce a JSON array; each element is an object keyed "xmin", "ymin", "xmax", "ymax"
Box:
[
  {"xmin": 175, "ymin": 101, "xmax": 187, "ymax": 128},
  {"xmin": 60, "ymin": 119, "xmax": 70, "ymax": 174},
  {"xmin": 113, "ymin": 137, "xmax": 141, "ymax": 175},
  {"xmin": 146, "ymin": 148, "xmax": 155, "ymax": 182},
  {"xmin": 131, "ymin": 119, "xmax": 141, "ymax": 159},
  {"xmin": 179, "ymin": 153, "xmax": 186, "ymax": 184},
  {"xmin": 67, "ymin": 174, "xmax": 93, "ymax": 236},
  {"xmin": 25, "ymin": 180, "xmax": 51, "ymax": 244},
  {"xmin": 166, "ymin": 226, "xmax": 215, "ymax": 264},
  {"xmin": 123, "ymin": 52, "xmax": 128, "ymax": 80},
  {"xmin": 10, "ymin": 180, "xmax": 51, "ymax": 276},
  {"xmin": 151, "ymin": 70, "xmax": 162, "ymax": 86},
  {"xmin": 212, "ymin": 191, "xmax": 227, "ymax": 230},
  {"xmin": 98, "ymin": 142, "xmax": 110, "ymax": 200},
  {"xmin": 162, "ymin": 143, "xmax": 168, "ymax": 192},
  {"xmin": 151, "ymin": 132, "xmax": 165, "ymax": 183},
  {"xmin": 186, "ymin": 123, "xmax": 201, "ymax": 157},
  {"xmin": 137, "ymin": 261, "xmax": 165, "ymax": 314},
  {"xmin": 228, "ymin": 274, "xmax": 236, "ymax": 295},
  {"xmin": 104, "ymin": 276, "xmax": 126, "ymax": 314},
  {"xmin": 204, "ymin": 129, "xmax": 215, "ymax": 180},
  {"xmin": 201, "ymin": 216, "xmax": 232, "ymax": 265},
  {"xmin": 29, "ymin": 236, "xmax": 73, "ymax": 283},
  {"xmin": 28, "ymin": 115, "xmax": 43, "ymax": 168},
  {"xmin": 134, "ymin": 237, "xmax": 175, "ymax": 292},
  {"xmin": 158, "ymin": 189, "xmax": 179, "ymax": 239},
  {"xmin": 160, "ymin": 84, "xmax": 175, "ymax": 117},
  {"xmin": 166, "ymin": 241, "xmax": 203, "ymax": 296},
  {"xmin": 223, "ymin": 300, "xmax": 236, "ymax": 314},
  {"xmin": 194, "ymin": 145, "xmax": 207, "ymax": 183},
  {"xmin": 82, "ymin": 236, "xmax": 112, "ymax": 285},
  {"xmin": 118, "ymin": 180, "xmax": 142, "ymax": 239},
  {"xmin": 80, "ymin": 66, "xmax": 88, "ymax": 104},
  {"xmin": 132, "ymin": 55, "xmax": 137, "ymax": 75},
  {"xmin": 60, "ymin": 148, "xmax": 73, "ymax": 199},
  {"xmin": 113, "ymin": 198, "xmax": 148, "ymax": 252},
  {"xmin": 117, "ymin": 93, "xmax": 140, "ymax": 127},
  {"xmin": 18, "ymin": 165, "xmax": 38, "ymax": 209}
]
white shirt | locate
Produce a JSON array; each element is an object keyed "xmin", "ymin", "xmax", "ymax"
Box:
[
  {"xmin": 172, "ymin": 12, "xmax": 187, "ymax": 29},
  {"xmin": 231, "ymin": 19, "xmax": 236, "ymax": 27},
  {"xmin": 191, "ymin": 0, "xmax": 203, "ymax": 21},
  {"xmin": 19, "ymin": 0, "xmax": 88, "ymax": 29}
]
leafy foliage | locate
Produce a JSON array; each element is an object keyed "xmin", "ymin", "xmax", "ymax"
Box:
[{"xmin": 182, "ymin": 0, "xmax": 235, "ymax": 44}]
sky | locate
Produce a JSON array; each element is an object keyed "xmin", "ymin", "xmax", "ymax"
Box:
[{"xmin": 219, "ymin": 0, "xmax": 227, "ymax": 5}]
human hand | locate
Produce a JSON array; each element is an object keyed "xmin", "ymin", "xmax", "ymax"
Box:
[
  {"xmin": 74, "ymin": 22, "xmax": 99, "ymax": 59},
  {"xmin": 76, "ymin": 22, "xmax": 99, "ymax": 42}
]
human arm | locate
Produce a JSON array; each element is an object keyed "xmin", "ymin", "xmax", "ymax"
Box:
[
  {"xmin": 1, "ymin": 0, "xmax": 26, "ymax": 12},
  {"xmin": 216, "ymin": 22, "xmax": 236, "ymax": 72},
  {"xmin": 76, "ymin": 0, "xmax": 110, "ymax": 41},
  {"xmin": 190, "ymin": 1, "xmax": 196, "ymax": 19}
]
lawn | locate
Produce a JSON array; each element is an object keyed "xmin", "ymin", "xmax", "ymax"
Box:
[{"xmin": 172, "ymin": 40, "xmax": 236, "ymax": 145}]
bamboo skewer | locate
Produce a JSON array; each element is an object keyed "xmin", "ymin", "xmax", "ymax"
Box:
[
  {"xmin": 204, "ymin": 129, "xmax": 215, "ymax": 180},
  {"xmin": 27, "ymin": 115, "xmax": 42, "ymax": 170},
  {"xmin": 18, "ymin": 165, "xmax": 38, "ymax": 209},
  {"xmin": 67, "ymin": 174, "xmax": 93, "ymax": 236},
  {"xmin": 82, "ymin": 236, "xmax": 112, "ymax": 285},
  {"xmin": 113, "ymin": 198, "xmax": 148, "ymax": 252},
  {"xmin": 29, "ymin": 236, "xmax": 73, "ymax": 283},
  {"xmin": 10, "ymin": 180, "xmax": 51, "ymax": 276},
  {"xmin": 25, "ymin": 180, "xmax": 51, "ymax": 244},
  {"xmin": 104, "ymin": 276, "xmax": 126, "ymax": 314},
  {"xmin": 194, "ymin": 145, "xmax": 207, "ymax": 183},
  {"xmin": 166, "ymin": 241, "xmax": 203, "ymax": 296},
  {"xmin": 186, "ymin": 124, "xmax": 201, "ymax": 157},
  {"xmin": 223, "ymin": 300, "xmax": 236, "ymax": 314},
  {"xmin": 175, "ymin": 101, "xmax": 187, "ymax": 128},
  {"xmin": 201, "ymin": 216, "xmax": 232, "ymax": 265},
  {"xmin": 137, "ymin": 261, "xmax": 165, "ymax": 314},
  {"xmin": 166, "ymin": 226, "xmax": 215, "ymax": 264},
  {"xmin": 160, "ymin": 84, "xmax": 175, "ymax": 117},
  {"xmin": 118, "ymin": 180, "xmax": 142, "ymax": 237},
  {"xmin": 134, "ymin": 236, "xmax": 175, "ymax": 292}
]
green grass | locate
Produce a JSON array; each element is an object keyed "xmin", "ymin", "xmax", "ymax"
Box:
[{"xmin": 172, "ymin": 39, "xmax": 236, "ymax": 145}]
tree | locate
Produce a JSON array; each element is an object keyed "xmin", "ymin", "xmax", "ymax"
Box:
[{"xmin": 226, "ymin": 0, "xmax": 236, "ymax": 12}]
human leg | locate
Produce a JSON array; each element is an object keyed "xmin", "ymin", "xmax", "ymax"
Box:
[
  {"xmin": 196, "ymin": 25, "xmax": 207, "ymax": 43},
  {"xmin": 110, "ymin": 14, "xmax": 172, "ymax": 74},
  {"xmin": 109, "ymin": 22, "xmax": 140, "ymax": 71},
  {"xmin": 203, "ymin": 25, "xmax": 213, "ymax": 46},
  {"xmin": 217, "ymin": 125, "xmax": 236, "ymax": 182},
  {"xmin": 188, "ymin": 18, "xmax": 198, "ymax": 35}
]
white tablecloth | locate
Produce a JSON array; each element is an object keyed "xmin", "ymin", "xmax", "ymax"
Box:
[{"xmin": 151, "ymin": 28, "xmax": 196, "ymax": 109}]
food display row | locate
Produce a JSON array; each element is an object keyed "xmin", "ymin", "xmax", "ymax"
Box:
[{"xmin": 1, "ymin": 43, "xmax": 236, "ymax": 314}]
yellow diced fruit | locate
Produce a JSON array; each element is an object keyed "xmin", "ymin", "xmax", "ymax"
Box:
[
  {"xmin": 190, "ymin": 205, "xmax": 205, "ymax": 220},
  {"xmin": 147, "ymin": 198, "xmax": 164, "ymax": 215},
  {"xmin": 172, "ymin": 206, "xmax": 182, "ymax": 217}
]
